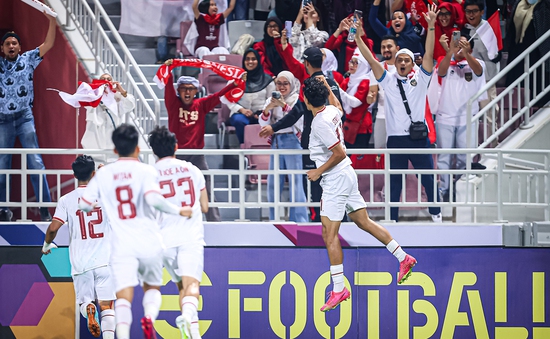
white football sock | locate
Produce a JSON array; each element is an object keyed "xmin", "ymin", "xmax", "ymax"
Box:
[
  {"xmin": 100, "ymin": 309, "xmax": 116, "ymax": 339},
  {"xmin": 386, "ymin": 239, "xmax": 407, "ymax": 262},
  {"xmin": 191, "ymin": 314, "xmax": 202, "ymax": 339},
  {"xmin": 181, "ymin": 296, "xmax": 199, "ymax": 320},
  {"xmin": 115, "ymin": 299, "xmax": 132, "ymax": 339},
  {"xmin": 143, "ymin": 289, "xmax": 162, "ymax": 321},
  {"xmin": 330, "ymin": 264, "xmax": 345, "ymax": 293}
]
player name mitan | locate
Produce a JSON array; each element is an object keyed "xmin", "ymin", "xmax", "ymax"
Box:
[{"xmin": 113, "ymin": 172, "xmax": 132, "ymax": 180}]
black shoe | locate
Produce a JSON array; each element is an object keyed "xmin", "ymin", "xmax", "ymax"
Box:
[
  {"xmin": 0, "ymin": 209, "xmax": 13, "ymax": 222},
  {"xmin": 40, "ymin": 207, "xmax": 52, "ymax": 222}
]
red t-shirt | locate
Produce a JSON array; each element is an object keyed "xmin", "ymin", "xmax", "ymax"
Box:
[
  {"xmin": 195, "ymin": 14, "xmax": 225, "ymax": 51},
  {"xmin": 165, "ymin": 73, "xmax": 234, "ymax": 149}
]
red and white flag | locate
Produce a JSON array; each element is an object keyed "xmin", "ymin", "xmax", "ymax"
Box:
[
  {"xmin": 476, "ymin": 11, "xmax": 503, "ymax": 60},
  {"xmin": 154, "ymin": 58, "xmax": 246, "ymax": 103},
  {"xmin": 52, "ymin": 80, "xmax": 111, "ymax": 108}
]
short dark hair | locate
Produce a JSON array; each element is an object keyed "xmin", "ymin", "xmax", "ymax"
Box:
[
  {"xmin": 464, "ymin": 0, "xmax": 484, "ymax": 11},
  {"xmin": 198, "ymin": 0, "xmax": 211, "ymax": 14},
  {"xmin": 72, "ymin": 155, "xmax": 95, "ymax": 182},
  {"xmin": 303, "ymin": 77, "xmax": 329, "ymax": 108},
  {"xmin": 381, "ymin": 35, "xmax": 399, "ymax": 47},
  {"xmin": 112, "ymin": 124, "xmax": 139, "ymax": 157},
  {"xmin": 149, "ymin": 125, "xmax": 177, "ymax": 158},
  {"xmin": 305, "ymin": 58, "xmax": 323, "ymax": 69}
]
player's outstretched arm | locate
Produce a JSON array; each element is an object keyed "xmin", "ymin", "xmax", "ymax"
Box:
[
  {"xmin": 145, "ymin": 191, "xmax": 192, "ymax": 217},
  {"xmin": 42, "ymin": 219, "xmax": 63, "ymax": 254}
]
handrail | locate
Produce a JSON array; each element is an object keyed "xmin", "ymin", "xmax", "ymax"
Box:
[
  {"xmin": 58, "ymin": 0, "xmax": 160, "ymax": 143},
  {"xmin": 1, "ymin": 148, "xmax": 548, "ymax": 223},
  {"xmin": 466, "ymin": 29, "xmax": 550, "ymax": 149}
]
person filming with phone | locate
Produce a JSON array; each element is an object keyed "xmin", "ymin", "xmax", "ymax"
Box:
[
  {"xmin": 433, "ymin": 32, "xmax": 486, "ymax": 202},
  {"xmin": 288, "ymin": 2, "xmax": 329, "ymax": 62}
]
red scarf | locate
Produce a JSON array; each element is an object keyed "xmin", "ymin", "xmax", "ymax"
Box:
[
  {"xmin": 154, "ymin": 58, "xmax": 246, "ymax": 103},
  {"xmin": 202, "ymin": 13, "xmax": 223, "ymax": 25}
]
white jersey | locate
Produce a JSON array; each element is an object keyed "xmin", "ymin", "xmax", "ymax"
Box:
[
  {"xmin": 81, "ymin": 158, "xmax": 164, "ymax": 257},
  {"xmin": 309, "ymin": 105, "xmax": 352, "ymax": 175},
  {"xmin": 155, "ymin": 157, "xmax": 206, "ymax": 248},
  {"xmin": 436, "ymin": 59, "xmax": 487, "ymax": 126},
  {"xmin": 53, "ymin": 186, "xmax": 110, "ymax": 276}
]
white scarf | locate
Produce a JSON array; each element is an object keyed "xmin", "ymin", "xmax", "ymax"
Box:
[
  {"xmin": 321, "ymin": 48, "xmax": 338, "ymax": 76},
  {"xmin": 344, "ymin": 49, "xmax": 371, "ymax": 113}
]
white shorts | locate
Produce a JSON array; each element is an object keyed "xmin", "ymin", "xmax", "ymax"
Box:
[
  {"xmin": 73, "ymin": 266, "xmax": 116, "ymax": 304},
  {"xmin": 320, "ymin": 165, "xmax": 367, "ymax": 221},
  {"xmin": 163, "ymin": 244, "xmax": 204, "ymax": 283},
  {"xmin": 110, "ymin": 252, "xmax": 163, "ymax": 292}
]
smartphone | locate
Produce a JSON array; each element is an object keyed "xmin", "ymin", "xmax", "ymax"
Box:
[
  {"xmin": 285, "ymin": 21, "xmax": 292, "ymax": 38},
  {"xmin": 354, "ymin": 9, "xmax": 363, "ymax": 21},
  {"xmin": 452, "ymin": 31, "xmax": 461, "ymax": 45},
  {"xmin": 302, "ymin": 0, "xmax": 312, "ymax": 7}
]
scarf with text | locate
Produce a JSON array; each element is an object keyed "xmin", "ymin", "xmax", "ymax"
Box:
[{"xmin": 154, "ymin": 58, "xmax": 246, "ymax": 103}]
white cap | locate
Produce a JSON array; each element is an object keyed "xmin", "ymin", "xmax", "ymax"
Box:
[{"xmin": 395, "ymin": 48, "xmax": 415, "ymax": 62}]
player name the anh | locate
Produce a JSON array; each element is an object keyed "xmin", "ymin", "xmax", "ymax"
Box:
[
  {"xmin": 158, "ymin": 167, "xmax": 190, "ymax": 177},
  {"xmin": 113, "ymin": 172, "xmax": 132, "ymax": 181}
]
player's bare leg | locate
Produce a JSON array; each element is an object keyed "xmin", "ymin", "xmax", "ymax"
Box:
[
  {"xmin": 348, "ymin": 208, "xmax": 417, "ymax": 284},
  {"xmin": 176, "ymin": 277, "xmax": 201, "ymax": 339},
  {"xmin": 320, "ymin": 216, "xmax": 351, "ymax": 312}
]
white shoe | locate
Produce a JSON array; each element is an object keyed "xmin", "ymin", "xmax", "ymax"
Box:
[
  {"xmin": 176, "ymin": 314, "xmax": 191, "ymax": 339},
  {"xmin": 431, "ymin": 213, "xmax": 442, "ymax": 223}
]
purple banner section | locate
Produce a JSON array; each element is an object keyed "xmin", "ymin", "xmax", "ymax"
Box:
[{"xmin": 121, "ymin": 247, "xmax": 550, "ymax": 339}]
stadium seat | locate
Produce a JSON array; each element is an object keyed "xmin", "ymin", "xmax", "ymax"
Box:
[
  {"xmin": 228, "ymin": 20, "xmax": 266, "ymax": 49},
  {"xmin": 243, "ymin": 124, "xmax": 270, "ymax": 184},
  {"xmin": 176, "ymin": 20, "xmax": 194, "ymax": 59}
]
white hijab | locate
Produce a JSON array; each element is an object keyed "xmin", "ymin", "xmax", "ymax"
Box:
[
  {"xmin": 343, "ymin": 48, "xmax": 371, "ymax": 114},
  {"xmin": 321, "ymin": 48, "xmax": 338, "ymax": 75},
  {"xmin": 276, "ymin": 71, "xmax": 300, "ymax": 108}
]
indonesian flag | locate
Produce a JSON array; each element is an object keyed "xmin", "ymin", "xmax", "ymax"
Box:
[
  {"xmin": 154, "ymin": 58, "xmax": 246, "ymax": 103},
  {"xmin": 476, "ymin": 11, "xmax": 503, "ymax": 59},
  {"xmin": 53, "ymin": 80, "xmax": 111, "ymax": 108}
]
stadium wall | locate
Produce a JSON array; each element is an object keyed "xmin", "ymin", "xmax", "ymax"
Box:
[{"xmin": 0, "ymin": 222, "xmax": 549, "ymax": 339}]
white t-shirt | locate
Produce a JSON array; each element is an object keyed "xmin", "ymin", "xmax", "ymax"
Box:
[
  {"xmin": 53, "ymin": 186, "xmax": 110, "ymax": 276},
  {"xmin": 309, "ymin": 105, "xmax": 352, "ymax": 175},
  {"xmin": 155, "ymin": 157, "xmax": 206, "ymax": 249},
  {"xmin": 436, "ymin": 59, "xmax": 487, "ymax": 126},
  {"xmin": 377, "ymin": 66, "xmax": 432, "ymax": 137},
  {"xmin": 81, "ymin": 158, "xmax": 164, "ymax": 257},
  {"xmin": 375, "ymin": 62, "xmax": 397, "ymax": 120}
]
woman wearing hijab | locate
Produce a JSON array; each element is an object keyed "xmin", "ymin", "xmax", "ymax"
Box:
[
  {"xmin": 253, "ymin": 18, "xmax": 289, "ymax": 77},
  {"xmin": 369, "ymin": 0, "xmax": 424, "ymax": 54},
  {"xmin": 259, "ymin": 71, "xmax": 308, "ymax": 222},
  {"xmin": 433, "ymin": 2, "xmax": 464, "ymax": 60},
  {"xmin": 227, "ymin": 49, "xmax": 276, "ymax": 145},
  {"xmin": 325, "ymin": 14, "xmax": 374, "ymax": 73},
  {"xmin": 338, "ymin": 49, "xmax": 378, "ymax": 148}
]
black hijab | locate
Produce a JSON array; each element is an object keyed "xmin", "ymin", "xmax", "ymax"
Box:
[
  {"xmin": 262, "ymin": 18, "xmax": 285, "ymax": 76},
  {"xmin": 242, "ymin": 49, "xmax": 273, "ymax": 93}
]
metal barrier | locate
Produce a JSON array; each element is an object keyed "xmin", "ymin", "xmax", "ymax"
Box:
[
  {"xmin": 1, "ymin": 148, "xmax": 549, "ymax": 222},
  {"xmin": 57, "ymin": 0, "xmax": 160, "ymax": 144}
]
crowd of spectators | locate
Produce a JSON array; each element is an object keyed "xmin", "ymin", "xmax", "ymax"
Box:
[{"xmin": 2, "ymin": 0, "xmax": 549, "ymax": 223}]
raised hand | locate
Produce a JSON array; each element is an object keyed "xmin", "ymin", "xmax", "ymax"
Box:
[
  {"xmin": 458, "ymin": 38, "xmax": 471, "ymax": 54},
  {"xmin": 423, "ymin": 4, "xmax": 439, "ymax": 27},
  {"xmin": 164, "ymin": 59, "xmax": 173, "ymax": 66},
  {"xmin": 439, "ymin": 34, "xmax": 450, "ymax": 52}
]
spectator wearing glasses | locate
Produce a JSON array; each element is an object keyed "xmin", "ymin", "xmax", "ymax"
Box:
[
  {"xmin": 433, "ymin": 2, "xmax": 465, "ymax": 60},
  {"xmin": 253, "ymin": 18, "xmax": 289, "ymax": 77},
  {"xmin": 289, "ymin": 3, "xmax": 329, "ymax": 63},
  {"xmin": 259, "ymin": 71, "xmax": 308, "ymax": 222},
  {"xmin": 462, "ymin": 0, "xmax": 500, "ymax": 120},
  {"xmin": 225, "ymin": 49, "xmax": 275, "ymax": 145},
  {"xmin": 163, "ymin": 59, "xmax": 241, "ymax": 221},
  {"xmin": 81, "ymin": 73, "xmax": 135, "ymax": 164}
]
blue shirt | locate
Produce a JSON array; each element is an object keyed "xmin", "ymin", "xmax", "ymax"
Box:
[{"xmin": 0, "ymin": 47, "xmax": 42, "ymax": 114}]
